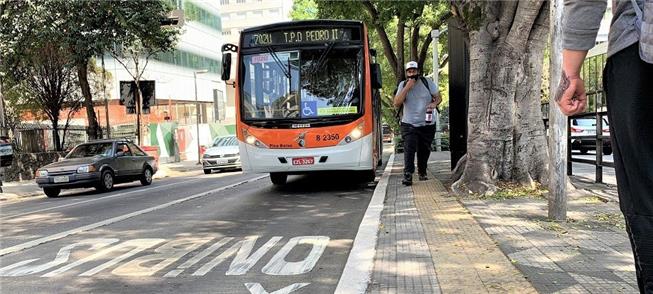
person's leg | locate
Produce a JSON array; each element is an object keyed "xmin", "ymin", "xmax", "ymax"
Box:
[
  {"xmin": 604, "ymin": 43, "xmax": 653, "ymax": 292},
  {"xmin": 416, "ymin": 125, "xmax": 436, "ymax": 180},
  {"xmin": 400, "ymin": 123, "xmax": 417, "ymax": 185}
]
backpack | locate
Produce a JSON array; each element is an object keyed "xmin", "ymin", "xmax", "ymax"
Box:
[
  {"xmin": 394, "ymin": 76, "xmax": 436, "ymax": 119},
  {"xmin": 630, "ymin": 0, "xmax": 653, "ymax": 64}
]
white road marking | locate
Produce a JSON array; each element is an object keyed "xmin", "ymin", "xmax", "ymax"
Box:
[
  {"xmin": 42, "ymin": 238, "xmax": 164, "ymax": 277},
  {"xmin": 0, "ymin": 239, "xmax": 118, "ymax": 276},
  {"xmin": 193, "ymin": 236, "xmax": 282, "ymax": 276},
  {"xmin": 0, "ymin": 175, "xmax": 268, "ymax": 257},
  {"xmin": 79, "ymin": 239, "xmax": 166, "ymax": 276},
  {"xmin": 261, "ymin": 236, "xmax": 330, "ymax": 276},
  {"xmin": 245, "ymin": 283, "xmax": 310, "ymax": 294},
  {"xmin": 112, "ymin": 237, "xmax": 213, "ymax": 276},
  {"xmin": 164, "ymin": 237, "xmax": 233, "ymax": 277},
  {"xmin": 334, "ymin": 153, "xmax": 394, "ymax": 294},
  {"xmin": 0, "ymin": 178, "xmax": 204, "ymax": 220},
  {"xmin": 226, "ymin": 236, "xmax": 282, "ymax": 276}
]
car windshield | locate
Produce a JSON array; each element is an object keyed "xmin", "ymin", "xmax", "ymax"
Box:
[
  {"xmin": 212, "ymin": 136, "xmax": 238, "ymax": 147},
  {"xmin": 66, "ymin": 143, "xmax": 113, "ymax": 159}
]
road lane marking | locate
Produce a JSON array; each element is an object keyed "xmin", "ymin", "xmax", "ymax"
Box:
[
  {"xmin": 0, "ymin": 239, "xmax": 119, "ymax": 276},
  {"xmin": 245, "ymin": 283, "xmax": 310, "ymax": 294},
  {"xmin": 112, "ymin": 237, "xmax": 213, "ymax": 276},
  {"xmin": 0, "ymin": 175, "xmax": 268, "ymax": 257},
  {"xmin": 193, "ymin": 236, "xmax": 282, "ymax": 276},
  {"xmin": 0, "ymin": 177, "xmax": 204, "ymax": 220},
  {"xmin": 334, "ymin": 153, "xmax": 394, "ymax": 294},
  {"xmin": 262, "ymin": 236, "xmax": 329, "ymax": 276},
  {"xmin": 42, "ymin": 239, "xmax": 164, "ymax": 277},
  {"xmin": 164, "ymin": 237, "xmax": 233, "ymax": 277}
]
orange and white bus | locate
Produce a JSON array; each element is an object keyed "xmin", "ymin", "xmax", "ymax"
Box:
[{"xmin": 221, "ymin": 20, "xmax": 383, "ymax": 185}]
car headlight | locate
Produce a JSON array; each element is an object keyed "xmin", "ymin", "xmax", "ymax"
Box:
[
  {"xmin": 37, "ymin": 169, "xmax": 48, "ymax": 177},
  {"xmin": 339, "ymin": 123, "xmax": 365, "ymax": 145},
  {"xmin": 76, "ymin": 165, "xmax": 97, "ymax": 173}
]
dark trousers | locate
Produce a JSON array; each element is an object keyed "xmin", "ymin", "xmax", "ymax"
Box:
[
  {"xmin": 400, "ymin": 122, "xmax": 436, "ymax": 175},
  {"xmin": 604, "ymin": 43, "xmax": 653, "ymax": 293}
]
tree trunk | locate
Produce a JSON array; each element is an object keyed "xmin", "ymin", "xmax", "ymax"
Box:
[
  {"xmin": 77, "ymin": 59, "xmax": 100, "ymax": 140},
  {"xmin": 52, "ymin": 117, "xmax": 61, "ymax": 151},
  {"xmin": 452, "ymin": 1, "xmax": 550, "ymax": 195}
]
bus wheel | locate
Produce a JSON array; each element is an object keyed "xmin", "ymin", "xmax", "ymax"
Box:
[{"xmin": 270, "ymin": 173, "xmax": 287, "ymax": 185}]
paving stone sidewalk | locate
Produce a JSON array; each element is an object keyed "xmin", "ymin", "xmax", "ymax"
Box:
[
  {"xmin": 368, "ymin": 152, "xmax": 535, "ymax": 293},
  {"xmin": 425, "ymin": 152, "xmax": 637, "ymax": 293}
]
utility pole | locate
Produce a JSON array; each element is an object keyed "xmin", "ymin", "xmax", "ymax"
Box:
[
  {"xmin": 194, "ymin": 69, "xmax": 208, "ymax": 164},
  {"xmin": 432, "ymin": 28, "xmax": 447, "ymax": 152},
  {"xmin": 101, "ymin": 55, "xmax": 111, "ymax": 139},
  {"xmin": 548, "ymin": 0, "xmax": 568, "ymax": 221}
]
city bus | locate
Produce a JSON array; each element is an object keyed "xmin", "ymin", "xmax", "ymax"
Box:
[{"xmin": 221, "ymin": 20, "xmax": 383, "ymax": 185}]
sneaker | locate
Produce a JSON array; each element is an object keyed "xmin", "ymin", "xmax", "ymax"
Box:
[
  {"xmin": 402, "ymin": 173, "xmax": 413, "ymax": 186},
  {"xmin": 418, "ymin": 174, "xmax": 428, "ymax": 181}
]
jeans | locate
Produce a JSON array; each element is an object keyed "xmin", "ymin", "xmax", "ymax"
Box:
[
  {"xmin": 400, "ymin": 122, "xmax": 436, "ymax": 175},
  {"xmin": 604, "ymin": 43, "xmax": 653, "ymax": 293}
]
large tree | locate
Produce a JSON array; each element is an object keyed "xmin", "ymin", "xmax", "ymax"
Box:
[{"xmin": 450, "ymin": 1, "xmax": 550, "ymax": 195}]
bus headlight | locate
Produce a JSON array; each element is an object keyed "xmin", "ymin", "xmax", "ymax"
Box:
[
  {"xmin": 339, "ymin": 123, "xmax": 365, "ymax": 145},
  {"xmin": 244, "ymin": 134, "xmax": 268, "ymax": 148}
]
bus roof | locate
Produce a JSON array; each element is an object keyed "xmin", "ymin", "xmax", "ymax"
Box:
[{"xmin": 241, "ymin": 20, "xmax": 364, "ymax": 34}]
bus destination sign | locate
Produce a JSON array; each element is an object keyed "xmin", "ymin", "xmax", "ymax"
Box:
[{"xmin": 243, "ymin": 28, "xmax": 358, "ymax": 47}]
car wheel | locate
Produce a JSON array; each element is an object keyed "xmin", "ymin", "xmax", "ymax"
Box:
[
  {"xmin": 362, "ymin": 170, "xmax": 376, "ymax": 183},
  {"xmin": 203, "ymin": 169, "xmax": 212, "ymax": 174},
  {"xmin": 603, "ymin": 148, "xmax": 613, "ymax": 155},
  {"xmin": 96, "ymin": 170, "xmax": 114, "ymax": 192},
  {"xmin": 140, "ymin": 167, "xmax": 153, "ymax": 186},
  {"xmin": 580, "ymin": 149, "xmax": 589, "ymax": 154},
  {"xmin": 270, "ymin": 173, "xmax": 287, "ymax": 185},
  {"xmin": 43, "ymin": 187, "xmax": 61, "ymax": 198}
]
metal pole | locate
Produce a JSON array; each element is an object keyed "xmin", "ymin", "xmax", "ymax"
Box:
[
  {"xmin": 431, "ymin": 29, "xmax": 442, "ymax": 151},
  {"xmin": 102, "ymin": 55, "xmax": 110, "ymax": 139},
  {"xmin": 548, "ymin": 0, "xmax": 568, "ymax": 221},
  {"xmin": 194, "ymin": 72, "xmax": 201, "ymax": 165}
]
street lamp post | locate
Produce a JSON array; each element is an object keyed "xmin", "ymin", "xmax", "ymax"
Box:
[
  {"xmin": 194, "ymin": 69, "xmax": 209, "ymax": 165},
  {"xmin": 431, "ymin": 28, "xmax": 447, "ymax": 151}
]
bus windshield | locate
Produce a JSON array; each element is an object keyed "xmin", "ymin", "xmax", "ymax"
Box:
[{"xmin": 241, "ymin": 47, "xmax": 362, "ymax": 120}]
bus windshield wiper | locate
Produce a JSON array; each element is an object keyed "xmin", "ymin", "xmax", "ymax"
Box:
[
  {"xmin": 310, "ymin": 41, "xmax": 336, "ymax": 75},
  {"xmin": 265, "ymin": 46, "xmax": 291, "ymax": 79}
]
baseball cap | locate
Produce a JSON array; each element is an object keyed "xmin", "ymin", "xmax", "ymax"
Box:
[{"xmin": 405, "ymin": 61, "xmax": 418, "ymax": 70}]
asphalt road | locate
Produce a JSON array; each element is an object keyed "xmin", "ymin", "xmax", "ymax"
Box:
[{"xmin": 0, "ymin": 149, "xmax": 391, "ymax": 294}]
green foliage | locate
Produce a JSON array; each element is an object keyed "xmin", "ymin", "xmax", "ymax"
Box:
[
  {"xmin": 291, "ymin": 0, "xmax": 318, "ymax": 20},
  {"xmin": 481, "ymin": 181, "xmax": 548, "ymax": 200}
]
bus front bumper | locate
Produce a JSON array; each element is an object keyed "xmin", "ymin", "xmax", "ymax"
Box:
[{"xmin": 239, "ymin": 134, "xmax": 374, "ymax": 173}]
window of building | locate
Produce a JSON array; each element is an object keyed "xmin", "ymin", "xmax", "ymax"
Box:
[
  {"xmin": 251, "ymin": 10, "xmax": 262, "ymax": 18},
  {"xmin": 153, "ymin": 50, "xmax": 222, "ymax": 74},
  {"xmin": 236, "ymin": 12, "xmax": 246, "ymax": 19},
  {"xmin": 220, "ymin": 0, "xmax": 229, "ymax": 5},
  {"xmin": 236, "ymin": 0, "xmax": 245, "ymax": 3},
  {"xmin": 183, "ymin": 1, "xmax": 222, "ymax": 31}
]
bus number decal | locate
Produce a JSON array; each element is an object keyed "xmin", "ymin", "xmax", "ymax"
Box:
[{"xmin": 316, "ymin": 134, "xmax": 339, "ymax": 142}]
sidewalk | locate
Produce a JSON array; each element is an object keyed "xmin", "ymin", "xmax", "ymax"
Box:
[
  {"xmin": 369, "ymin": 151, "xmax": 635, "ymax": 293},
  {"xmin": 0, "ymin": 160, "xmax": 202, "ymax": 201}
]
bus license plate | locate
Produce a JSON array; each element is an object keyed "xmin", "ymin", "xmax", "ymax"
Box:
[
  {"xmin": 292, "ymin": 157, "xmax": 314, "ymax": 165},
  {"xmin": 53, "ymin": 176, "xmax": 70, "ymax": 183}
]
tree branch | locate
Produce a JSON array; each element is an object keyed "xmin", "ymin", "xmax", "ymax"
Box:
[
  {"xmin": 361, "ymin": 0, "xmax": 399, "ymax": 82},
  {"xmin": 396, "ymin": 13, "xmax": 405, "ymax": 80}
]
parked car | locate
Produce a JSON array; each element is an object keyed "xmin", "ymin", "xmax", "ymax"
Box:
[
  {"xmin": 570, "ymin": 117, "xmax": 612, "ymax": 155},
  {"xmin": 35, "ymin": 139, "xmax": 158, "ymax": 198},
  {"xmin": 202, "ymin": 135, "xmax": 241, "ymax": 174}
]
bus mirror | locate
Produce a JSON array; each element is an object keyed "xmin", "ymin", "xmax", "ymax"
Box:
[
  {"xmin": 221, "ymin": 53, "xmax": 232, "ymax": 81},
  {"xmin": 371, "ymin": 63, "xmax": 382, "ymax": 89}
]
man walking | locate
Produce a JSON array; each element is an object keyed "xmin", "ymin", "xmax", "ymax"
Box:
[
  {"xmin": 558, "ymin": 0, "xmax": 653, "ymax": 292},
  {"xmin": 394, "ymin": 61, "xmax": 441, "ymax": 186}
]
